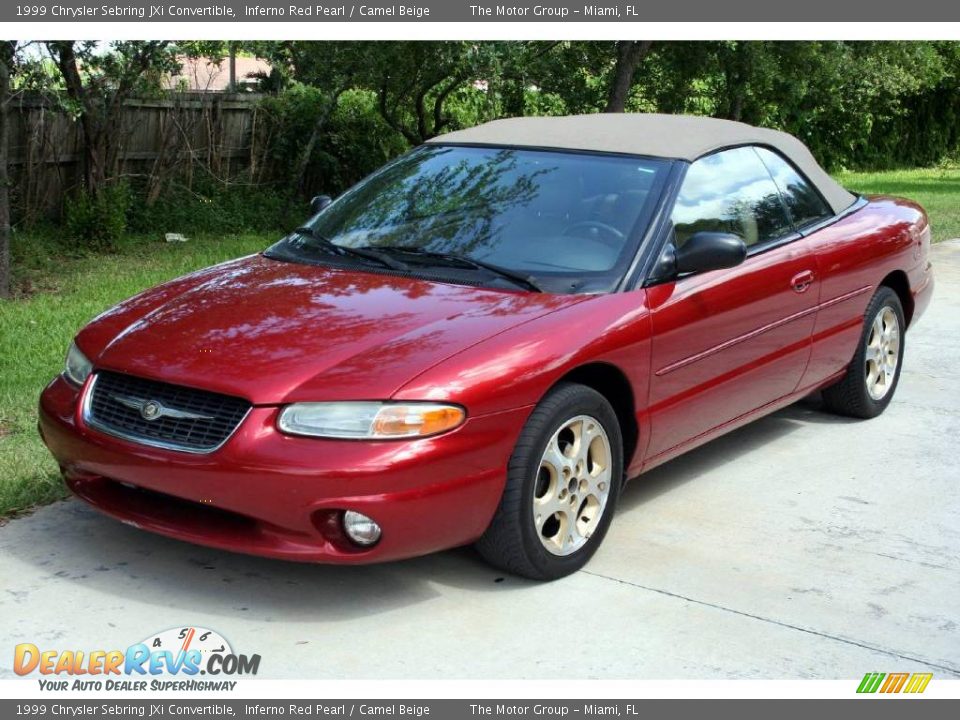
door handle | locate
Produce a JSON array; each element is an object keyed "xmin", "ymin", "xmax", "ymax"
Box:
[{"xmin": 791, "ymin": 270, "xmax": 815, "ymax": 293}]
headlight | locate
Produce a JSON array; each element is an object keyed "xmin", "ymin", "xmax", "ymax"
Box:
[
  {"xmin": 277, "ymin": 402, "xmax": 466, "ymax": 439},
  {"xmin": 63, "ymin": 342, "xmax": 93, "ymax": 387}
]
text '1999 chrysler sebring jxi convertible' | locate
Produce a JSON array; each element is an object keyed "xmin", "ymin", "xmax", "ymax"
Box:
[{"xmin": 39, "ymin": 114, "xmax": 934, "ymax": 580}]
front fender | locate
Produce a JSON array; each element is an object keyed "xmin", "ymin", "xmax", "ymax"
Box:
[{"xmin": 392, "ymin": 291, "xmax": 653, "ymax": 473}]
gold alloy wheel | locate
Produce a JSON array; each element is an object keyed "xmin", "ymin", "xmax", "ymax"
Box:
[
  {"xmin": 533, "ymin": 414, "xmax": 613, "ymax": 556},
  {"xmin": 865, "ymin": 306, "xmax": 901, "ymax": 401}
]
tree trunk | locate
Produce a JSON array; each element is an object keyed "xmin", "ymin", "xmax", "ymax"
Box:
[
  {"xmin": 49, "ymin": 41, "xmax": 107, "ymax": 196},
  {"xmin": 730, "ymin": 93, "xmax": 744, "ymax": 122},
  {"xmin": 0, "ymin": 42, "xmax": 13, "ymax": 299},
  {"xmin": 228, "ymin": 44, "xmax": 237, "ymax": 92},
  {"xmin": 604, "ymin": 41, "xmax": 652, "ymax": 113}
]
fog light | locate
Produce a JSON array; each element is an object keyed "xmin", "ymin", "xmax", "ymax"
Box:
[{"xmin": 342, "ymin": 510, "xmax": 381, "ymax": 547}]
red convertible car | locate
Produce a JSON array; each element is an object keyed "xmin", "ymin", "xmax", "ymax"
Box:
[{"xmin": 39, "ymin": 114, "xmax": 934, "ymax": 580}]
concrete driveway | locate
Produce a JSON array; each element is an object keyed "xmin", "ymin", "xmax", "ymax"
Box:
[{"xmin": 2, "ymin": 243, "xmax": 958, "ymax": 680}]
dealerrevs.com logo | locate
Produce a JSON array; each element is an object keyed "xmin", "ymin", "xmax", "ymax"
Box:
[{"xmin": 14, "ymin": 626, "xmax": 260, "ymax": 692}]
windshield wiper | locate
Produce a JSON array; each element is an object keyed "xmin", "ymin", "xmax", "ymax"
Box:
[
  {"xmin": 372, "ymin": 246, "xmax": 544, "ymax": 293},
  {"xmin": 292, "ymin": 227, "xmax": 345, "ymax": 255},
  {"xmin": 292, "ymin": 228, "xmax": 408, "ymax": 271},
  {"xmin": 346, "ymin": 247, "xmax": 411, "ymax": 271},
  {"xmin": 288, "ymin": 233, "xmax": 542, "ymax": 291}
]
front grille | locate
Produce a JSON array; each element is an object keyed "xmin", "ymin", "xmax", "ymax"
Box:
[{"xmin": 85, "ymin": 371, "xmax": 251, "ymax": 452}]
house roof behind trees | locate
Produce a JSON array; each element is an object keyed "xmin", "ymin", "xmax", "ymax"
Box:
[{"xmin": 165, "ymin": 55, "xmax": 271, "ymax": 92}]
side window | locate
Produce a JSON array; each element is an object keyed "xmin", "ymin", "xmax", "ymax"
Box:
[
  {"xmin": 671, "ymin": 146, "xmax": 792, "ymax": 249},
  {"xmin": 755, "ymin": 147, "xmax": 833, "ymax": 230}
]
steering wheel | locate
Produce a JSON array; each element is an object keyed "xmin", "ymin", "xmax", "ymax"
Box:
[{"xmin": 561, "ymin": 221, "xmax": 625, "ymax": 246}]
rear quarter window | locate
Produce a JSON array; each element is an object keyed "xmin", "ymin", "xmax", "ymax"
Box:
[{"xmin": 754, "ymin": 146, "xmax": 833, "ymax": 230}]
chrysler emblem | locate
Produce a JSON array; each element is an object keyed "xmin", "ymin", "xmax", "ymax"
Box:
[
  {"xmin": 108, "ymin": 392, "xmax": 215, "ymax": 422},
  {"xmin": 140, "ymin": 401, "xmax": 163, "ymax": 421}
]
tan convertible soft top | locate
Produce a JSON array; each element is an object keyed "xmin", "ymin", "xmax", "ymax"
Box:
[{"xmin": 427, "ymin": 113, "xmax": 855, "ymax": 215}]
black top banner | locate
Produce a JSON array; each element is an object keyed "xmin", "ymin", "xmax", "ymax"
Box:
[{"xmin": 4, "ymin": 0, "xmax": 960, "ymax": 23}]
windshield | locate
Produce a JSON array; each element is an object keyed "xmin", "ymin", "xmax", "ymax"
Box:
[{"xmin": 266, "ymin": 145, "xmax": 670, "ymax": 293}]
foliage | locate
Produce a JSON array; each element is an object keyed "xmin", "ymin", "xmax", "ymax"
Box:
[
  {"xmin": 63, "ymin": 176, "xmax": 293, "ymax": 251},
  {"xmin": 264, "ymin": 41, "xmax": 510, "ymax": 144},
  {"xmin": 249, "ymin": 39, "xmax": 959, "ymax": 176},
  {"xmin": 320, "ymin": 90, "xmax": 412, "ymax": 191},
  {"xmin": 626, "ymin": 41, "xmax": 956, "ymax": 170},
  {"xmin": 126, "ymin": 178, "xmax": 296, "ymax": 236},
  {"xmin": 0, "ymin": 42, "xmax": 13, "ymax": 299},
  {"xmin": 255, "ymin": 82, "xmax": 335, "ymax": 186},
  {"xmin": 63, "ymin": 182, "xmax": 131, "ymax": 250},
  {"xmin": 258, "ymin": 85, "xmax": 409, "ymax": 197},
  {"xmin": 360, "ymin": 41, "xmax": 498, "ymax": 143},
  {"xmin": 482, "ymin": 40, "xmax": 960, "ymax": 171},
  {"xmin": 42, "ymin": 41, "xmax": 178, "ymax": 200}
]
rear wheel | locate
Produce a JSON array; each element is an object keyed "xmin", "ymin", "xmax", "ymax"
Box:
[
  {"xmin": 822, "ymin": 286, "xmax": 905, "ymax": 419},
  {"xmin": 476, "ymin": 382, "xmax": 623, "ymax": 580}
]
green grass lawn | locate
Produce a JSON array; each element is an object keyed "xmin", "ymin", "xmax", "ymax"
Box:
[
  {"xmin": 838, "ymin": 167, "xmax": 960, "ymax": 242},
  {"xmin": 0, "ymin": 167, "xmax": 957, "ymax": 519},
  {"xmin": 0, "ymin": 233, "xmax": 272, "ymax": 517}
]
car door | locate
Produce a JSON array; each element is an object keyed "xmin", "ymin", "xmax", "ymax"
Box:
[
  {"xmin": 751, "ymin": 146, "xmax": 856, "ymax": 391},
  {"xmin": 643, "ymin": 146, "xmax": 822, "ymax": 464}
]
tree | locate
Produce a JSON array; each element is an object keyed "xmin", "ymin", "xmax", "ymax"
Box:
[
  {"xmin": 476, "ymin": 41, "xmax": 561, "ymax": 117},
  {"xmin": 359, "ymin": 42, "xmax": 491, "ymax": 144},
  {"xmin": 0, "ymin": 41, "xmax": 16, "ymax": 298},
  {"xmin": 258, "ymin": 42, "xmax": 368, "ymax": 195},
  {"xmin": 45, "ymin": 41, "xmax": 177, "ymax": 198},
  {"xmin": 604, "ymin": 41, "xmax": 653, "ymax": 112},
  {"xmin": 522, "ymin": 42, "xmax": 615, "ymax": 114},
  {"xmin": 511, "ymin": 41, "xmax": 657, "ymax": 116}
]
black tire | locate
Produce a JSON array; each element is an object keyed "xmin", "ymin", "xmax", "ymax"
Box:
[
  {"xmin": 475, "ymin": 382, "xmax": 623, "ymax": 581},
  {"xmin": 822, "ymin": 286, "xmax": 906, "ymax": 419}
]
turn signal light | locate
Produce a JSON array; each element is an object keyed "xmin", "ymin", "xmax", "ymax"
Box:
[{"xmin": 371, "ymin": 405, "xmax": 466, "ymax": 438}]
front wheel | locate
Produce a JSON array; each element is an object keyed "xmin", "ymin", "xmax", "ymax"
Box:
[
  {"xmin": 822, "ymin": 286, "xmax": 906, "ymax": 419},
  {"xmin": 476, "ymin": 382, "xmax": 623, "ymax": 580}
]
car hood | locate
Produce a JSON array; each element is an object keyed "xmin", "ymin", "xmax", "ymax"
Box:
[{"xmin": 78, "ymin": 254, "xmax": 586, "ymax": 404}]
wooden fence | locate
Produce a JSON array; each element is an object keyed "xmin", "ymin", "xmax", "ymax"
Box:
[{"xmin": 8, "ymin": 92, "xmax": 267, "ymax": 222}]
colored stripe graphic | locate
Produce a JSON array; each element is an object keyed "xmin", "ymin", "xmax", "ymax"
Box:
[
  {"xmin": 857, "ymin": 672, "xmax": 932, "ymax": 694},
  {"xmin": 903, "ymin": 673, "xmax": 933, "ymax": 694},
  {"xmin": 880, "ymin": 673, "xmax": 910, "ymax": 693},
  {"xmin": 857, "ymin": 673, "xmax": 886, "ymax": 693}
]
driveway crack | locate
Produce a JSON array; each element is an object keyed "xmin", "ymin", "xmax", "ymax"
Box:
[{"xmin": 581, "ymin": 570, "xmax": 960, "ymax": 677}]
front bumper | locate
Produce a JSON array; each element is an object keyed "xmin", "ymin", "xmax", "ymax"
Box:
[{"xmin": 39, "ymin": 375, "xmax": 529, "ymax": 563}]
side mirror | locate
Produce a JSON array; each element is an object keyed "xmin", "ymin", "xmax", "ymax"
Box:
[
  {"xmin": 674, "ymin": 231, "xmax": 747, "ymax": 275},
  {"xmin": 310, "ymin": 195, "xmax": 332, "ymax": 215}
]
